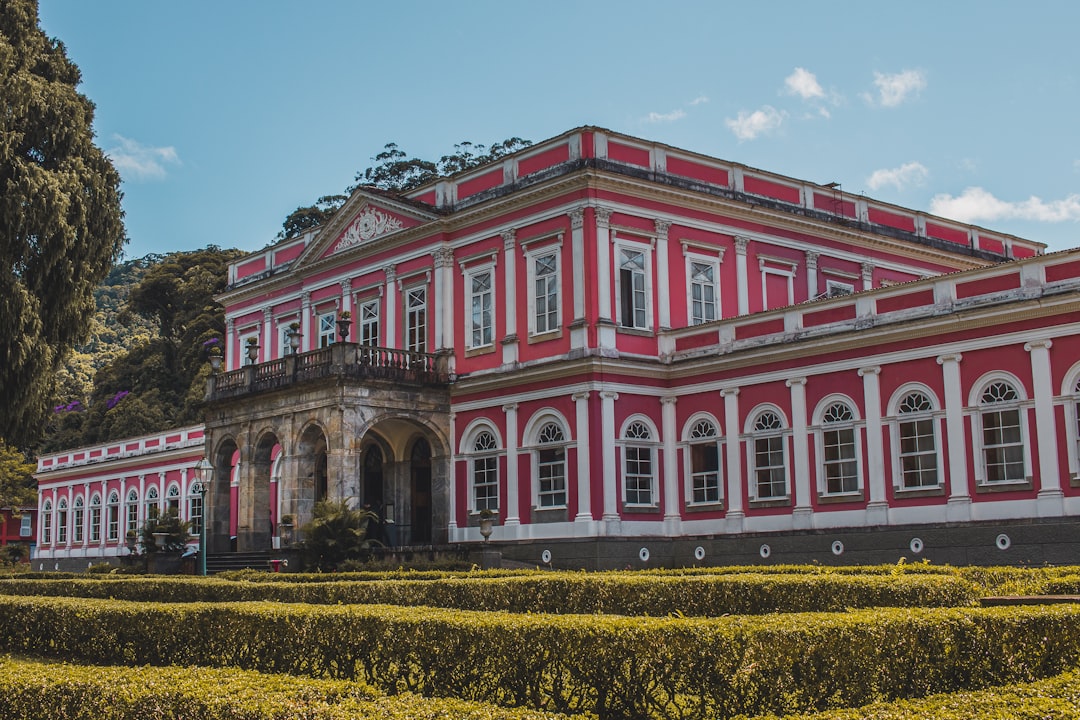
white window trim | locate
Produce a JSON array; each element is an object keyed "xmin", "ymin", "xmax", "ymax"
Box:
[
  {"xmin": 681, "ymin": 412, "xmax": 723, "ymax": 506},
  {"xmin": 41, "ymin": 499, "xmax": 52, "ymax": 545},
  {"xmin": 887, "ymin": 383, "xmax": 945, "ymax": 493},
  {"xmin": 613, "ymin": 238, "xmax": 655, "ymax": 331},
  {"xmin": 403, "ymin": 282, "xmax": 429, "ymax": 353},
  {"xmin": 462, "ymin": 262, "xmax": 497, "ymax": 350},
  {"xmin": 524, "ymin": 241, "xmax": 563, "ymax": 338},
  {"xmin": 744, "ymin": 406, "xmax": 791, "ymax": 503},
  {"xmin": 523, "ymin": 411, "xmax": 573, "ymax": 510},
  {"xmin": 684, "ymin": 250, "xmax": 722, "ymax": 326},
  {"xmin": 239, "ymin": 332, "xmax": 259, "ymax": 365},
  {"xmin": 19, "ymin": 513, "xmax": 32, "ymax": 538},
  {"xmin": 618, "ymin": 415, "xmax": 660, "ymax": 508},
  {"xmin": 357, "ymin": 297, "xmax": 381, "ymax": 347},
  {"xmin": 812, "ymin": 395, "xmax": 864, "ymax": 498},
  {"xmin": 1059, "ymin": 363, "xmax": 1080, "ymax": 481},
  {"xmin": 758, "ymin": 257, "xmax": 797, "ymax": 309},
  {"xmin": 968, "ymin": 372, "xmax": 1033, "ymax": 486},
  {"xmin": 316, "ymin": 311, "xmax": 337, "ymax": 348},
  {"xmin": 459, "ymin": 420, "xmax": 504, "ymax": 514}
]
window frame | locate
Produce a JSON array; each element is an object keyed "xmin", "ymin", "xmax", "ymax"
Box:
[
  {"xmin": 888, "ymin": 385, "xmax": 944, "ymax": 493},
  {"xmin": 970, "ymin": 375, "xmax": 1031, "ymax": 486},
  {"xmin": 464, "ymin": 263, "xmax": 496, "ymax": 351},
  {"xmin": 89, "ymin": 493, "xmax": 102, "ymax": 543},
  {"xmin": 745, "ymin": 406, "xmax": 791, "ymax": 504},
  {"xmin": 685, "ymin": 254, "xmax": 721, "ymax": 326},
  {"xmin": 525, "ymin": 243, "xmax": 562, "ymax": 338},
  {"xmin": 404, "ymin": 284, "xmax": 428, "ymax": 354},
  {"xmin": 317, "ymin": 311, "xmax": 336, "ymax": 348},
  {"xmin": 57, "ymin": 497, "xmax": 68, "ymax": 545},
  {"xmin": 682, "ymin": 414, "xmax": 723, "ymax": 507},
  {"xmin": 619, "ymin": 416, "xmax": 659, "ymax": 508},
  {"xmin": 107, "ymin": 491, "xmax": 120, "ymax": 542},
  {"xmin": 358, "ymin": 297, "xmax": 380, "ymax": 347},
  {"xmin": 614, "ymin": 239, "xmax": 654, "ymax": 331},
  {"xmin": 41, "ymin": 499, "xmax": 52, "ymax": 545},
  {"xmin": 533, "ymin": 421, "xmax": 568, "ymax": 509},
  {"xmin": 72, "ymin": 495, "xmax": 84, "ymax": 544},
  {"xmin": 814, "ymin": 397, "xmax": 863, "ymax": 499},
  {"xmin": 125, "ymin": 489, "xmax": 140, "ymax": 536},
  {"xmin": 467, "ymin": 427, "xmax": 501, "ymax": 514}
]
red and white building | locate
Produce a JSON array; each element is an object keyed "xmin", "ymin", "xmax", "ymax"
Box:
[{"xmin": 35, "ymin": 126, "xmax": 1080, "ymax": 568}]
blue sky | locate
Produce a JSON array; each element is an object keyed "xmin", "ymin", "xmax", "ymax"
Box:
[{"xmin": 38, "ymin": 1, "xmax": 1080, "ymax": 258}]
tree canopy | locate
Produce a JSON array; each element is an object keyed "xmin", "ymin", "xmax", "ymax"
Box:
[
  {"xmin": 278, "ymin": 137, "xmax": 533, "ymax": 239},
  {"xmin": 0, "ymin": 0, "xmax": 125, "ymax": 448}
]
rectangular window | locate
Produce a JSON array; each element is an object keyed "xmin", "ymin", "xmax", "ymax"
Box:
[
  {"xmin": 537, "ymin": 448, "xmax": 567, "ymax": 508},
  {"xmin": 624, "ymin": 446, "xmax": 654, "ymax": 505},
  {"xmin": 823, "ymin": 427, "xmax": 859, "ymax": 494},
  {"xmin": 405, "ymin": 287, "xmax": 427, "ymax": 353},
  {"xmin": 89, "ymin": 505, "xmax": 101, "ymax": 542},
  {"xmin": 690, "ymin": 261, "xmax": 717, "ymax": 325},
  {"xmin": 754, "ymin": 436, "xmax": 787, "ymax": 499},
  {"xmin": 107, "ymin": 504, "xmax": 119, "ymax": 542},
  {"xmin": 317, "ymin": 312, "xmax": 336, "ymax": 348},
  {"xmin": 473, "ymin": 457, "xmax": 498, "ymax": 512},
  {"xmin": 279, "ymin": 326, "xmax": 293, "ymax": 356},
  {"xmin": 359, "ymin": 299, "xmax": 380, "ymax": 347},
  {"xmin": 42, "ymin": 512, "xmax": 51, "ymax": 545},
  {"xmin": 533, "ymin": 252, "xmax": 559, "ymax": 334},
  {"xmin": 983, "ymin": 408, "xmax": 1025, "ymax": 482},
  {"xmin": 73, "ymin": 506, "xmax": 84, "ymax": 543},
  {"xmin": 188, "ymin": 495, "xmax": 203, "ymax": 536},
  {"xmin": 57, "ymin": 509, "xmax": 67, "ymax": 544},
  {"xmin": 899, "ymin": 417, "xmax": 938, "ymax": 488},
  {"xmin": 468, "ymin": 269, "xmax": 494, "ymax": 348},
  {"xmin": 619, "ymin": 249, "xmax": 648, "ymax": 329},
  {"xmin": 19, "ymin": 514, "xmax": 31, "ymax": 538},
  {"xmin": 240, "ymin": 333, "xmax": 259, "ymax": 365},
  {"xmin": 690, "ymin": 443, "xmax": 720, "ymax": 503},
  {"xmin": 126, "ymin": 502, "xmax": 139, "ymax": 536}
]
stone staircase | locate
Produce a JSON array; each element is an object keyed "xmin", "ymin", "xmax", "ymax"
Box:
[{"xmin": 205, "ymin": 551, "xmax": 276, "ymax": 574}]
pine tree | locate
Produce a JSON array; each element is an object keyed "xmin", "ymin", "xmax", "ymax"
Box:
[{"xmin": 0, "ymin": 0, "xmax": 125, "ymax": 447}]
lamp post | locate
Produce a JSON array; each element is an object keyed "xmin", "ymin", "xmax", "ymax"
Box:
[{"xmin": 193, "ymin": 458, "xmax": 214, "ymax": 576}]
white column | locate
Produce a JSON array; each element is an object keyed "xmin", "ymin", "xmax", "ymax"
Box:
[
  {"xmin": 655, "ymin": 220, "xmax": 672, "ymax": 330},
  {"xmin": 573, "ymin": 392, "xmax": 592, "ymax": 524},
  {"xmin": 433, "ymin": 248, "xmax": 450, "ymax": 352},
  {"xmin": 595, "ymin": 208, "xmax": 616, "ymax": 351},
  {"xmin": 735, "ymin": 236, "xmax": 750, "ymax": 315},
  {"xmin": 262, "ymin": 308, "xmax": 273, "ymax": 358},
  {"xmin": 938, "ymin": 353, "xmax": 971, "ymax": 520},
  {"xmin": 383, "ymin": 266, "xmax": 397, "ymax": 348},
  {"xmin": 138, "ymin": 474, "xmax": 146, "ymax": 532},
  {"xmin": 439, "ymin": 249, "xmax": 455, "ymax": 372},
  {"xmin": 502, "ymin": 229, "xmax": 519, "ymax": 364},
  {"xmin": 99, "ymin": 478, "xmax": 108, "ymax": 548},
  {"xmin": 300, "ymin": 292, "xmax": 312, "ymax": 353},
  {"xmin": 600, "ymin": 390, "xmax": 620, "ymax": 528},
  {"xmin": 805, "ymin": 251, "xmax": 820, "ymax": 299},
  {"xmin": 569, "ymin": 209, "xmax": 587, "ymax": 350},
  {"xmin": 859, "ymin": 366, "xmax": 888, "ymax": 524},
  {"xmin": 661, "ymin": 396, "xmax": 680, "ymax": 532},
  {"xmin": 1026, "ymin": 340, "xmax": 1064, "ymax": 515},
  {"xmin": 787, "ymin": 377, "xmax": 812, "ymax": 529},
  {"xmin": 225, "ymin": 318, "xmax": 236, "ymax": 369},
  {"xmin": 502, "ymin": 403, "xmax": 520, "ymax": 529},
  {"xmin": 447, "ymin": 412, "xmax": 458, "ymax": 534},
  {"xmin": 721, "ymin": 388, "xmax": 743, "ymax": 532},
  {"xmin": 861, "ymin": 262, "xmax": 874, "ymax": 291}
]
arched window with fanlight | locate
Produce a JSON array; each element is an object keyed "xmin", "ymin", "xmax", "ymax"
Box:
[
  {"xmin": 469, "ymin": 429, "xmax": 500, "ymax": 513},
  {"xmin": 107, "ymin": 491, "xmax": 120, "ymax": 542},
  {"xmin": 815, "ymin": 399, "xmax": 862, "ymax": 497},
  {"xmin": 57, "ymin": 497, "xmax": 68, "ymax": 545},
  {"xmin": 685, "ymin": 417, "xmax": 722, "ymax": 505},
  {"xmin": 72, "ymin": 495, "xmax": 85, "ymax": 544},
  {"xmin": 145, "ymin": 485, "xmax": 160, "ymax": 521},
  {"xmin": 975, "ymin": 378, "xmax": 1028, "ymax": 484},
  {"xmin": 166, "ymin": 484, "xmax": 181, "ymax": 517},
  {"xmin": 125, "ymin": 489, "xmax": 140, "ymax": 537},
  {"xmin": 535, "ymin": 422, "xmax": 568, "ymax": 508},
  {"xmin": 748, "ymin": 408, "xmax": 789, "ymax": 503},
  {"xmin": 89, "ymin": 494, "xmax": 102, "ymax": 543},
  {"xmin": 890, "ymin": 388, "xmax": 942, "ymax": 491},
  {"xmin": 41, "ymin": 499, "xmax": 52, "ymax": 545},
  {"xmin": 620, "ymin": 418, "xmax": 658, "ymax": 508}
]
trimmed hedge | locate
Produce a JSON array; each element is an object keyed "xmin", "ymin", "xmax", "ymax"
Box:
[
  {"xmin": 2, "ymin": 595, "xmax": 1080, "ymax": 718},
  {"xmin": 0, "ymin": 571, "xmax": 979, "ymax": 614},
  {"xmin": 0, "ymin": 656, "xmax": 582, "ymax": 720},
  {"xmin": 753, "ymin": 670, "xmax": 1080, "ymax": 719}
]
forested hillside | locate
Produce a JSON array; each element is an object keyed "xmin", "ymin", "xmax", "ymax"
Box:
[{"xmin": 41, "ymin": 247, "xmax": 242, "ymax": 452}]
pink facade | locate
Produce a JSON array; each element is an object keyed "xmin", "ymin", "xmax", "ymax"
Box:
[{"xmin": 36, "ymin": 127, "xmax": 1080, "ymax": 566}]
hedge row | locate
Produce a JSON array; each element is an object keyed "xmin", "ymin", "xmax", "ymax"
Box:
[
  {"xmin": 2, "ymin": 595, "xmax": 1080, "ymax": 718},
  {"xmin": 0, "ymin": 656, "xmax": 582, "ymax": 720},
  {"xmin": 756, "ymin": 670, "xmax": 1080, "ymax": 720},
  {"xmin": 0, "ymin": 571, "xmax": 979, "ymax": 614}
]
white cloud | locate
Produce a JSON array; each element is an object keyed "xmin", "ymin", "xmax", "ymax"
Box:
[
  {"xmin": 930, "ymin": 186, "xmax": 1080, "ymax": 223},
  {"xmin": 865, "ymin": 69, "xmax": 927, "ymax": 107},
  {"xmin": 645, "ymin": 109, "xmax": 687, "ymax": 123},
  {"xmin": 106, "ymin": 135, "xmax": 180, "ymax": 181},
  {"xmin": 689, "ymin": 95, "xmax": 709, "ymax": 106},
  {"xmin": 784, "ymin": 67, "xmax": 825, "ymax": 100},
  {"xmin": 725, "ymin": 106, "xmax": 784, "ymax": 141},
  {"xmin": 866, "ymin": 161, "xmax": 929, "ymax": 191}
]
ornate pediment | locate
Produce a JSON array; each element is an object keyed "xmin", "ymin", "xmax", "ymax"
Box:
[{"xmin": 332, "ymin": 207, "xmax": 405, "ymax": 253}]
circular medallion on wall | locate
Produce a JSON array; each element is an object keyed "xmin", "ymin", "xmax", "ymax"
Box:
[
  {"xmin": 759, "ymin": 544, "xmax": 772, "ymax": 559},
  {"xmin": 694, "ymin": 545, "xmax": 706, "ymax": 561},
  {"xmin": 909, "ymin": 537, "xmax": 924, "ymax": 554},
  {"xmin": 996, "ymin": 533, "xmax": 1011, "ymax": 551},
  {"xmin": 541, "ymin": 549, "xmax": 552, "ymax": 564},
  {"xmin": 638, "ymin": 547, "xmax": 650, "ymax": 563}
]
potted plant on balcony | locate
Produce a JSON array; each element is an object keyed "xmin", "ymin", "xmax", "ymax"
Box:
[{"xmin": 336, "ymin": 311, "xmax": 352, "ymax": 342}]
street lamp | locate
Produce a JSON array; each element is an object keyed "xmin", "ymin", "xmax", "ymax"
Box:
[{"xmin": 193, "ymin": 458, "xmax": 214, "ymax": 576}]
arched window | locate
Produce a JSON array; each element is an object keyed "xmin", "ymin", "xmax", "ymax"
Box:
[
  {"xmin": 107, "ymin": 491, "xmax": 120, "ymax": 542},
  {"xmin": 470, "ymin": 430, "xmax": 499, "ymax": 513},
  {"xmin": 166, "ymin": 484, "xmax": 181, "ymax": 516},
  {"xmin": 819, "ymin": 401, "xmax": 860, "ymax": 496},
  {"xmin": 979, "ymin": 380, "xmax": 1026, "ymax": 483},
  {"xmin": 188, "ymin": 485, "xmax": 203, "ymax": 536},
  {"xmin": 895, "ymin": 391, "xmax": 939, "ymax": 489},
  {"xmin": 145, "ymin": 486, "xmax": 160, "ymax": 520},
  {"xmin": 89, "ymin": 494, "xmax": 102, "ymax": 543},
  {"xmin": 535, "ymin": 422, "xmax": 567, "ymax": 508},
  {"xmin": 126, "ymin": 489, "xmax": 140, "ymax": 536},
  {"xmin": 73, "ymin": 496, "xmax": 85, "ymax": 544},
  {"xmin": 57, "ymin": 498, "xmax": 69, "ymax": 545},
  {"xmin": 621, "ymin": 420, "xmax": 656, "ymax": 507},
  {"xmin": 41, "ymin": 499, "xmax": 52, "ymax": 545},
  {"xmin": 750, "ymin": 410, "xmax": 788, "ymax": 501},
  {"xmin": 687, "ymin": 418, "xmax": 721, "ymax": 505}
]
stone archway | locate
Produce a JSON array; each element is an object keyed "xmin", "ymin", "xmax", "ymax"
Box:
[
  {"xmin": 238, "ymin": 431, "xmax": 279, "ymax": 551},
  {"xmin": 210, "ymin": 438, "xmax": 238, "ymax": 554},
  {"xmin": 409, "ymin": 437, "xmax": 433, "ymax": 544}
]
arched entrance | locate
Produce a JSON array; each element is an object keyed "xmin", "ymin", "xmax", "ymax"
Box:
[
  {"xmin": 210, "ymin": 438, "xmax": 238, "ymax": 554},
  {"xmin": 293, "ymin": 424, "xmax": 329, "ymax": 528},
  {"xmin": 239, "ymin": 432, "xmax": 279, "ymax": 551},
  {"xmin": 410, "ymin": 437, "xmax": 432, "ymax": 544}
]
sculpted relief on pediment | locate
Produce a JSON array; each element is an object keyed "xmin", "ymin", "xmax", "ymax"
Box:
[{"xmin": 333, "ymin": 207, "xmax": 404, "ymax": 253}]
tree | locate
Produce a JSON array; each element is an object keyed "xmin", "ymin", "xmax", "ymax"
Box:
[
  {"xmin": 278, "ymin": 194, "xmax": 346, "ymax": 240},
  {"xmin": 0, "ymin": 442, "xmax": 36, "ymax": 550},
  {"xmin": 299, "ymin": 499, "xmax": 380, "ymax": 571},
  {"xmin": 0, "ymin": 0, "xmax": 125, "ymax": 448}
]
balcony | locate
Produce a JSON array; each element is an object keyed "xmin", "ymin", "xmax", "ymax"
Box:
[{"xmin": 207, "ymin": 343, "xmax": 450, "ymax": 401}]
